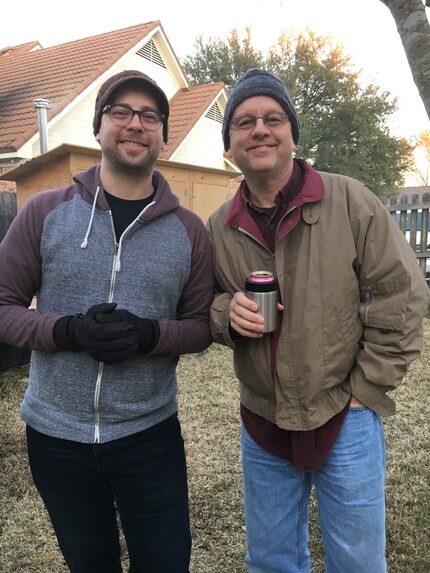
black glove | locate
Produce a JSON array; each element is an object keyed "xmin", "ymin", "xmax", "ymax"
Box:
[
  {"xmin": 95, "ymin": 308, "xmax": 160, "ymax": 354},
  {"xmin": 53, "ymin": 303, "xmax": 140, "ymax": 363}
]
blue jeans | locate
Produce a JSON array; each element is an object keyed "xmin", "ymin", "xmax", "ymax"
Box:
[
  {"xmin": 26, "ymin": 414, "xmax": 191, "ymax": 573},
  {"xmin": 241, "ymin": 407, "xmax": 387, "ymax": 573}
]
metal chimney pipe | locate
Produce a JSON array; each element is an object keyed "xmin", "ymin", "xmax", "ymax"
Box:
[{"xmin": 33, "ymin": 98, "xmax": 50, "ymax": 154}]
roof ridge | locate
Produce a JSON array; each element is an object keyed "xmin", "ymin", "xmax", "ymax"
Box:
[{"xmin": 0, "ymin": 21, "xmax": 161, "ymax": 152}]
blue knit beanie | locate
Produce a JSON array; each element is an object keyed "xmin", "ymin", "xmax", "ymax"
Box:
[{"xmin": 222, "ymin": 68, "xmax": 300, "ymax": 150}]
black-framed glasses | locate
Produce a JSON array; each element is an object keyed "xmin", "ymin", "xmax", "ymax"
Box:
[
  {"xmin": 230, "ymin": 112, "xmax": 289, "ymax": 131},
  {"xmin": 102, "ymin": 104, "xmax": 164, "ymax": 130}
]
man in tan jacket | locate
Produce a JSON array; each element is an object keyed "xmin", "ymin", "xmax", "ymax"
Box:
[{"xmin": 207, "ymin": 68, "xmax": 430, "ymax": 573}]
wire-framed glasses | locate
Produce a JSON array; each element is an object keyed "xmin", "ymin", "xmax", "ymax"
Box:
[
  {"xmin": 102, "ymin": 104, "xmax": 164, "ymax": 130},
  {"xmin": 230, "ymin": 112, "xmax": 289, "ymax": 131}
]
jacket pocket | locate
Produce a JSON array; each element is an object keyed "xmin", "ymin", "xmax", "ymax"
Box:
[
  {"xmin": 359, "ymin": 276, "xmax": 410, "ymax": 331},
  {"xmin": 234, "ymin": 339, "xmax": 274, "ymax": 400},
  {"xmin": 335, "ymin": 305, "xmax": 362, "ymax": 359}
]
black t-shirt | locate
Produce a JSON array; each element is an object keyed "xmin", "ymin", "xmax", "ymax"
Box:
[{"xmin": 104, "ymin": 189, "xmax": 156, "ymax": 241}]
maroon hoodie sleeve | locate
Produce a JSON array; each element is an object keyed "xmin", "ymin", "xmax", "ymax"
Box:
[
  {"xmin": 154, "ymin": 208, "xmax": 214, "ymax": 355},
  {"xmin": 0, "ymin": 194, "xmax": 61, "ymax": 351}
]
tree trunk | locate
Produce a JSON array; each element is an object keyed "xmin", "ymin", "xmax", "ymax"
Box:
[{"xmin": 380, "ymin": 0, "xmax": 430, "ymax": 120}]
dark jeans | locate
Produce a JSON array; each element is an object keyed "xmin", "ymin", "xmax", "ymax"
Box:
[{"xmin": 26, "ymin": 414, "xmax": 191, "ymax": 573}]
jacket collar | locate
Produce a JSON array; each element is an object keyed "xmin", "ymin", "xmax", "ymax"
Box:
[{"xmin": 225, "ymin": 159, "xmax": 325, "ymax": 230}]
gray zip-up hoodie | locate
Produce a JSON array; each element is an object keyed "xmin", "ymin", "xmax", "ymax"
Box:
[{"xmin": 0, "ymin": 165, "xmax": 213, "ymax": 443}]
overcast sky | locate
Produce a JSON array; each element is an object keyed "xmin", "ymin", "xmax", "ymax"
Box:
[{"xmin": 2, "ymin": 0, "xmax": 429, "ymax": 140}]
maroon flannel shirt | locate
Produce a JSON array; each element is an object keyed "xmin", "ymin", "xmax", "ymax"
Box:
[{"xmin": 240, "ymin": 160, "xmax": 349, "ymax": 472}]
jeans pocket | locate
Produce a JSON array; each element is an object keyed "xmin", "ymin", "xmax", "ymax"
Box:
[{"xmin": 335, "ymin": 407, "xmax": 384, "ymax": 458}]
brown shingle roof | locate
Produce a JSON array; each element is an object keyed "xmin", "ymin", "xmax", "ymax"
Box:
[
  {"xmin": 160, "ymin": 82, "xmax": 225, "ymax": 159},
  {"xmin": 1, "ymin": 22, "xmax": 228, "ymax": 167},
  {"xmin": 0, "ymin": 41, "xmax": 42, "ymax": 57},
  {"xmin": 0, "ymin": 22, "xmax": 159, "ymax": 152}
]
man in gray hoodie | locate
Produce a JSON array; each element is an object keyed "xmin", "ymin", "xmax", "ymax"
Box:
[{"xmin": 0, "ymin": 70, "xmax": 213, "ymax": 573}]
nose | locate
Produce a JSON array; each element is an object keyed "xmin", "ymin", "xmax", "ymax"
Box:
[
  {"xmin": 252, "ymin": 117, "xmax": 270, "ymax": 135},
  {"xmin": 128, "ymin": 112, "xmax": 143, "ymax": 129}
]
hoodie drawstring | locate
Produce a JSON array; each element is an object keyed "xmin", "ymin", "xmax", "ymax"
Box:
[
  {"xmin": 81, "ymin": 190, "xmax": 156, "ymax": 274},
  {"xmin": 115, "ymin": 200, "xmax": 156, "ymax": 272},
  {"xmin": 80, "ymin": 186, "xmax": 101, "ymax": 249}
]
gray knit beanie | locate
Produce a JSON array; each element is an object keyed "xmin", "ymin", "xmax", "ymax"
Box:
[{"xmin": 222, "ymin": 68, "xmax": 300, "ymax": 150}]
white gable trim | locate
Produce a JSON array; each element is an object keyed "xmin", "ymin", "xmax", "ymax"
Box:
[
  {"xmin": 20, "ymin": 26, "xmax": 189, "ymax": 156},
  {"xmin": 170, "ymin": 90, "xmax": 227, "ymax": 160}
]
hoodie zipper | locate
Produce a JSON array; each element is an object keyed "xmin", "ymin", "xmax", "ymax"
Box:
[
  {"xmin": 92, "ymin": 201, "xmax": 156, "ymax": 443},
  {"xmin": 93, "ymin": 216, "xmax": 118, "ymax": 444}
]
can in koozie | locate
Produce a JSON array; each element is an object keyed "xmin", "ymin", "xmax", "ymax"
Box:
[{"xmin": 244, "ymin": 271, "xmax": 279, "ymax": 333}]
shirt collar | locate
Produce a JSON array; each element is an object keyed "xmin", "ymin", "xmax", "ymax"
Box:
[{"xmin": 242, "ymin": 160, "xmax": 304, "ymax": 215}]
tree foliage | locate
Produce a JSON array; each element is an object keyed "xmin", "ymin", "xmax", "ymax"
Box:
[
  {"xmin": 183, "ymin": 28, "xmax": 264, "ymax": 91},
  {"xmin": 183, "ymin": 28, "xmax": 414, "ymax": 196},
  {"xmin": 411, "ymin": 129, "xmax": 430, "ymax": 185}
]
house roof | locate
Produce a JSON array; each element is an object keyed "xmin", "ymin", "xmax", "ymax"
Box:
[
  {"xmin": 0, "ymin": 21, "xmax": 232, "ymax": 171},
  {"xmin": 160, "ymin": 82, "xmax": 225, "ymax": 159},
  {"xmin": 0, "ymin": 21, "xmax": 162, "ymax": 153}
]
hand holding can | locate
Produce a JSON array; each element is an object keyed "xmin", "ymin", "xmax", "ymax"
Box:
[{"xmin": 244, "ymin": 271, "xmax": 279, "ymax": 333}]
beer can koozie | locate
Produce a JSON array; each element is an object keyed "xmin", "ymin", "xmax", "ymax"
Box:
[{"xmin": 244, "ymin": 271, "xmax": 278, "ymax": 333}]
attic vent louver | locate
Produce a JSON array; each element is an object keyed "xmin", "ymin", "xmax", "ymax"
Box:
[
  {"xmin": 205, "ymin": 102, "xmax": 223, "ymax": 123},
  {"xmin": 137, "ymin": 39, "xmax": 166, "ymax": 69}
]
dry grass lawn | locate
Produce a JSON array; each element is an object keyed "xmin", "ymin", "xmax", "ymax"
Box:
[{"xmin": 0, "ymin": 319, "xmax": 429, "ymax": 572}]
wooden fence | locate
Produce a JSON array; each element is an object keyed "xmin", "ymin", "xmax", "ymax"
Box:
[
  {"xmin": 0, "ymin": 190, "xmax": 17, "ymax": 242},
  {"xmin": 383, "ymin": 192, "xmax": 430, "ymax": 286},
  {"xmin": 0, "ymin": 191, "xmax": 31, "ymax": 370}
]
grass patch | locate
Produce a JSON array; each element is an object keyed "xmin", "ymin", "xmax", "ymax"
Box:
[{"xmin": 0, "ymin": 319, "xmax": 429, "ymax": 572}]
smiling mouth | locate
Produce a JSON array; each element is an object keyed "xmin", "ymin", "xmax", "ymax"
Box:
[
  {"xmin": 120, "ymin": 140, "xmax": 147, "ymax": 148},
  {"xmin": 248, "ymin": 144, "xmax": 275, "ymax": 151}
]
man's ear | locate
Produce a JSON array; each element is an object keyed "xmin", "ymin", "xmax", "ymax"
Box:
[{"xmin": 95, "ymin": 133, "xmax": 100, "ymax": 142}]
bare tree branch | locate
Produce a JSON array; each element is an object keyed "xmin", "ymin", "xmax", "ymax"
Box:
[{"xmin": 380, "ymin": 0, "xmax": 430, "ymax": 119}]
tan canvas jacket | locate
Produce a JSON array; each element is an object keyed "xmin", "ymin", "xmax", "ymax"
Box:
[{"xmin": 207, "ymin": 161, "xmax": 430, "ymax": 431}]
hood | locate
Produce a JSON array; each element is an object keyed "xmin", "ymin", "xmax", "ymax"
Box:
[{"xmin": 73, "ymin": 164, "xmax": 180, "ymax": 222}]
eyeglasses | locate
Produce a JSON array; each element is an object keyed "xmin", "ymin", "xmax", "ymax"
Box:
[
  {"xmin": 230, "ymin": 112, "xmax": 289, "ymax": 131},
  {"xmin": 102, "ymin": 104, "xmax": 165, "ymax": 130}
]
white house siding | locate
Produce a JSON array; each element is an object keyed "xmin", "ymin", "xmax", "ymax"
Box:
[
  {"xmin": 30, "ymin": 51, "xmax": 181, "ymax": 157},
  {"xmin": 35, "ymin": 95, "xmax": 98, "ymax": 155},
  {"xmin": 128, "ymin": 55, "xmax": 181, "ymax": 101},
  {"xmin": 171, "ymin": 117, "xmax": 226, "ymax": 170},
  {"xmin": 14, "ymin": 140, "xmax": 34, "ymax": 160}
]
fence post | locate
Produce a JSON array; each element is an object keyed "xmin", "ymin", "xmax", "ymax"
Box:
[
  {"xmin": 0, "ymin": 191, "xmax": 30, "ymax": 371},
  {"xmin": 399, "ymin": 194, "xmax": 408, "ymax": 234},
  {"xmin": 420, "ymin": 192, "xmax": 430, "ymax": 279},
  {"xmin": 409, "ymin": 194, "xmax": 419, "ymax": 250},
  {"xmin": 0, "ymin": 191, "xmax": 17, "ymax": 242}
]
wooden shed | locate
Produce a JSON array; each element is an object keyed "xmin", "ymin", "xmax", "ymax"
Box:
[{"xmin": 0, "ymin": 144, "xmax": 241, "ymax": 222}]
